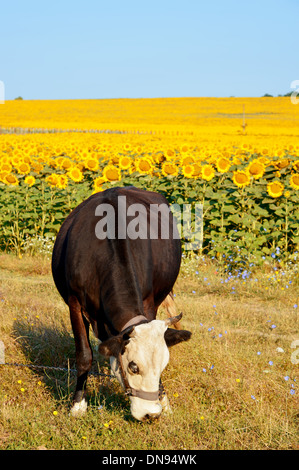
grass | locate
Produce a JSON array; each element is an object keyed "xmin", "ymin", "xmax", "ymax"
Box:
[{"xmin": 0, "ymin": 253, "xmax": 298, "ymax": 450}]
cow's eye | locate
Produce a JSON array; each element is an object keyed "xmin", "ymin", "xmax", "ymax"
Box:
[{"xmin": 128, "ymin": 361, "xmax": 139, "ymax": 374}]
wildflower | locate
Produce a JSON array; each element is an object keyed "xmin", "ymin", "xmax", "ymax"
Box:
[{"xmin": 53, "ymin": 411, "xmax": 58, "ymax": 416}]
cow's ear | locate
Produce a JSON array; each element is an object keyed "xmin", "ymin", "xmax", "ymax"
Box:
[
  {"xmin": 97, "ymin": 336, "xmax": 123, "ymax": 358},
  {"xmin": 164, "ymin": 328, "xmax": 192, "ymax": 347}
]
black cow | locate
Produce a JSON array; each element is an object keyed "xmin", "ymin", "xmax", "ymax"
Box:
[{"xmin": 52, "ymin": 186, "xmax": 191, "ymax": 421}]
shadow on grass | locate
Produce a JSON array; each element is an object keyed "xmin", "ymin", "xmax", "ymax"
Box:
[{"xmin": 12, "ymin": 319, "xmax": 129, "ymax": 415}]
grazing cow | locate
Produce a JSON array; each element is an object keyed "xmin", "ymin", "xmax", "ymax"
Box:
[{"xmin": 52, "ymin": 186, "xmax": 191, "ymax": 421}]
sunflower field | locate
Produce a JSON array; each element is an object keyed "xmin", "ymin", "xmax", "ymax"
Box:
[{"xmin": 0, "ymin": 98, "xmax": 298, "ymax": 269}]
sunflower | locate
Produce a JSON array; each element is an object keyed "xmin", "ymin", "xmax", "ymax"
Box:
[
  {"xmin": 17, "ymin": 162, "xmax": 31, "ymax": 175},
  {"xmin": 102, "ymin": 164, "xmax": 121, "ymax": 182},
  {"xmin": 154, "ymin": 153, "xmax": 166, "ymax": 164},
  {"xmin": 180, "ymin": 144, "xmax": 189, "ymax": 153},
  {"xmin": 267, "ymin": 181, "xmax": 284, "ymax": 198},
  {"xmin": 216, "ymin": 157, "xmax": 231, "ymax": 173},
  {"xmin": 61, "ymin": 158, "xmax": 73, "ymax": 170},
  {"xmin": 0, "ymin": 171, "xmax": 9, "ymax": 182},
  {"xmin": 3, "ymin": 174, "xmax": 19, "ymax": 186},
  {"xmin": 274, "ymin": 158, "xmax": 289, "ymax": 170},
  {"xmin": 164, "ymin": 148, "xmax": 175, "ymax": 160},
  {"xmin": 201, "ymin": 164, "xmax": 215, "ymax": 181},
  {"xmin": 182, "ymin": 164, "xmax": 194, "ymax": 178},
  {"xmin": 123, "ymin": 143, "xmax": 132, "ymax": 152},
  {"xmin": 232, "ymin": 170, "xmax": 250, "ymax": 188},
  {"xmin": 55, "ymin": 156, "xmax": 65, "ymax": 168},
  {"xmin": 135, "ymin": 157, "xmax": 153, "ymax": 175},
  {"xmin": 161, "ymin": 161, "xmax": 179, "ymax": 177},
  {"xmin": 93, "ymin": 176, "xmax": 106, "ymax": 191},
  {"xmin": 84, "ymin": 157, "xmax": 99, "ymax": 172},
  {"xmin": 46, "ymin": 174, "xmax": 59, "ymax": 187},
  {"xmin": 135, "ymin": 145, "xmax": 143, "ymax": 154},
  {"xmin": 24, "ymin": 175, "xmax": 36, "ymax": 187},
  {"xmin": 0, "ymin": 162, "xmax": 12, "ymax": 174},
  {"xmin": 292, "ymin": 160, "xmax": 299, "ymax": 172},
  {"xmin": 56, "ymin": 174, "xmax": 68, "ymax": 189},
  {"xmin": 257, "ymin": 156, "xmax": 270, "ymax": 167},
  {"xmin": 289, "ymin": 173, "xmax": 299, "ymax": 190},
  {"xmin": 30, "ymin": 161, "xmax": 43, "ymax": 173},
  {"xmin": 247, "ymin": 160, "xmax": 265, "ymax": 179},
  {"xmin": 192, "ymin": 163, "xmax": 202, "ymax": 178},
  {"xmin": 180, "ymin": 155, "xmax": 194, "ymax": 167},
  {"xmin": 67, "ymin": 167, "xmax": 84, "ymax": 183},
  {"xmin": 119, "ymin": 155, "xmax": 132, "ymax": 170},
  {"xmin": 232, "ymin": 156, "xmax": 242, "ymax": 165}
]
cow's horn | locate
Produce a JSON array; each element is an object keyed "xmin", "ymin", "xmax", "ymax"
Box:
[{"xmin": 165, "ymin": 312, "xmax": 183, "ymax": 326}]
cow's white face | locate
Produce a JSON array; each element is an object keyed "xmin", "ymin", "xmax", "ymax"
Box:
[
  {"xmin": 110, "ymin": 320, "xmax": 170, "ymax": 421},
  {"xmin": 97, "ymin": 314, "xmax": 191, "ymax": 421}
]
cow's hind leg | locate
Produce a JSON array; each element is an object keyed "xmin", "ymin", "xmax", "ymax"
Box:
[
  {"xmin": 161, "ymin": 291, "xmax": 182, "ymax": 330},
  {"xmin": 69, "ymin": 295, "xmax": 93, "ymax": 417}
]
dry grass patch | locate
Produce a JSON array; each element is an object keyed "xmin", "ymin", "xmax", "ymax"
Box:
[{"xmin": 0, "ymin": 253, "xmax": 298, "ymax": 450}]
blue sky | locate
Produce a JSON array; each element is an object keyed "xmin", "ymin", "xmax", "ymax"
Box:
[{"xmin": 0, "ymin": 0, "xmax": 298, "ymax": 100}]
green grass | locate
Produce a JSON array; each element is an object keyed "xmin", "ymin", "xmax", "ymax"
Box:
[{"xmin": 0, "ymin": 253, "xmax": 298, "ymax": 450}]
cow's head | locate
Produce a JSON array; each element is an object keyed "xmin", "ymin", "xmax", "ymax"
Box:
[{"xmin": 98, "ymin": 314, "xmax": 191, "ymax": 421}]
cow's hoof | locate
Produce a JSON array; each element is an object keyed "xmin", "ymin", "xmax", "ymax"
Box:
[{"xmin": 70, "ymin": 398, "xmax": 88, "ymax": 417}]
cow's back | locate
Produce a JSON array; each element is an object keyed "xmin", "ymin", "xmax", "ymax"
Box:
[{"xmin": 52, "ymin": 186, "xmax": 181, "ymax": 331}]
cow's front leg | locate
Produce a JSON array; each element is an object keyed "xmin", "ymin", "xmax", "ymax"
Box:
[{"xmin": 69, "ymin": 296, "xmax": 93, "ymax": 417}]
